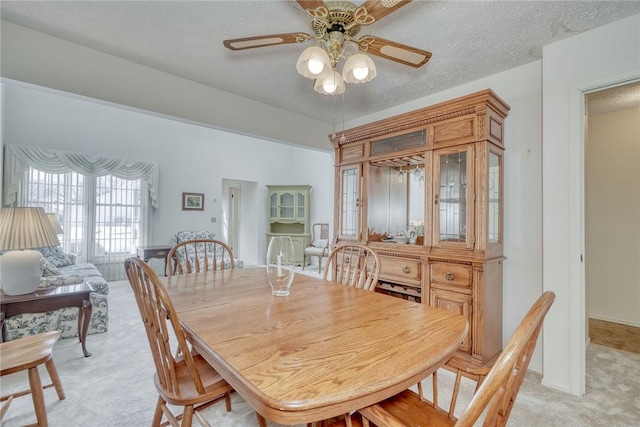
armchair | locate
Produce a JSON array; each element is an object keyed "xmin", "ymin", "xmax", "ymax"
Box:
[
  {"xmin": 303, "ymin": 223, "xmax": 330, "ymax": 273},
  {"xmin": 170, "ymin": 231, "xmax": 244, "ymax": 270}
]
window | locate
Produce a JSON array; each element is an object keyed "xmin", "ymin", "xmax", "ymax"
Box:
[{"xmin": 21, "ymin": 167, "xmax": 144, "ymax": 280}]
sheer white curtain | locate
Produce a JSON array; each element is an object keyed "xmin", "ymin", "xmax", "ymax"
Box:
[{"xmin": 3, "ymin": 144, "xmax": 159, "ymax": 208}]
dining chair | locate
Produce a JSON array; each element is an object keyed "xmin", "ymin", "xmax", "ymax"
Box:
[
  {"xmin": 353, "ymin": 291, "xmax": 556, "ymax": 427},
  {"xmin": 312, "ymin": 245, "xmax": 380, "ymax": 427},
  {"xmin": 124, "ymin": 257, "xmax": 233, "ymax": 427},
  {"xmin": 303, "ymin": 222, "xmax": 330, "ymax": 273},
  {"xmin": 323, "ymin": 244, "xmax": 381, "ymax": 291},
  {"xmin": 0, "ymin": 330, "xmax": 65, "ymax": 427},
  {"xmin": 167, "ymin": 239, "xmax": 235, "ymax": 276}
]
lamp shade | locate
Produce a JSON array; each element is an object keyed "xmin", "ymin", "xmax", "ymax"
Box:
[
  {"xmin": 296, "ymin": 46, "xmax": 332, "ymax": 80},
  {"xmin": 47, "ymin": 213, "xmax": 64, "ymax": 235},
  {"xmin": 0, "ymin": 207, "xmax": 60, "ymax": 250},
  {"xmin": 313, "ymin": 69, "xmax": 345, "ymax": 95},
  {"xmin": 0, "ymin": 207, "xmax": 60, "ymax": 295},
  {"xmin": 342, "ymin": 53, "xmax": 377, "ymax": 84}
]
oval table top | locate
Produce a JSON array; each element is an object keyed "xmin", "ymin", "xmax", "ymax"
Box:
[{"xmin": 163, "ymin": 268, "xmax": 468, "ymax": 425}]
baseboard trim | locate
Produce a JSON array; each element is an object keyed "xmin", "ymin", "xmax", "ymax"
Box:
[{"xmin": 588, "ymin": 314, "xmax": 640, "ymax": 328}]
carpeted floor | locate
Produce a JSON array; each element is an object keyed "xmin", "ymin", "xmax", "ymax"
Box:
[{"xmin": 1, "ymin": 270, "xmax": 639, "ymax": 426}]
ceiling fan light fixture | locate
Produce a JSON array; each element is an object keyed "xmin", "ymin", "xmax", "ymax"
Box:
[
  {"xmin": 314, "ymin": 69, "xmax": 345, "ymax": 95},
  {"xmin": 296, "ymin": 46, "xmax": 332, "ymax": 79},
  {"xmin": 342, "ymin": 53, "xmax": 377, "ymax": 84}
]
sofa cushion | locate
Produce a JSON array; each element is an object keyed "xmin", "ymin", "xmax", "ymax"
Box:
[
  {"xmin": 172, "ymin": 230, "xmax": 216, "ymax": 244},
  {"xmin": 59, "ymin": 263, "xmax": 109, "ymax": 295},
  {"xmin": 37, "ymin": 246, "xmax": 73, "ymax": 267},
  {"xmin": 40, "ymin": 257, "xmax": 62, "ymax": 276},
  {"xmin": 38, "ymin": 274, "xmax": 84, "ymax": 288}
]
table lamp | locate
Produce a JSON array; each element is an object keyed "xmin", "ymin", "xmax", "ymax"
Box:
[{"xmin": 0, "ymin": 207, "xmax": 61, "ymax": 295}]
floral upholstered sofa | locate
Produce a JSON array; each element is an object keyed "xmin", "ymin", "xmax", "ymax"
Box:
[
  {"xmin": 171, "ymin": 231, "xmax": 244, "ymax": 270},
  {"xmin": 1, "ymin": 245, "xmax": 109, "ymax": 341}
]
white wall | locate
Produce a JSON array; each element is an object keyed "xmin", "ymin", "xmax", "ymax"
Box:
[
  {"xmin": 0, "ymin": 21, "xmax": 331, "ymax": 151},
  {"xmin": 586, "ymin": 106, "xmax": 640, "ymax": 327},
  {"xmin": 1, "ymin": 81, "xmax": 334, "ymax": 271},
  {"xmin": 542, "ymin": 14, "xmax": 640, "ymax": 395}
]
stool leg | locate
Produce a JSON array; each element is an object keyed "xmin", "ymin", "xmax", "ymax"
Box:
[
  {"xmin": 45, "ymin": 359, "xmax": 65, "ymax": 400},
  {"xmin": 0, "ymin": 395, "xmax": 13, "ymax": 420},
  {"xmin": 28, "ymin": 366, "xmax": 48, "ymax": 427}
]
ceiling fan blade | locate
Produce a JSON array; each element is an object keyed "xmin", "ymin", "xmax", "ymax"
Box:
[
  {"xmin": 296, "ymin": 1, "xmax": 328, "ymax": 13},
  {"xmin": 223, "ymin": 33, "xmax": 312, "ymax": 51},
  {"xmin": 358, "ymin": 35, "xmax": 432, "ymax": 68},
  {"xmin": 360, "ymin": 0, "xmax": 412, "ymax": 22}
]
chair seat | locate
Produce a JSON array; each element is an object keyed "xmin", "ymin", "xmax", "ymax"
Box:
[
  {"xmin": 155, "ymin": 353, "xmax": 233, "ymax": 407},
  {"xmin": 0, "ymin": 331, "xmax": 60, "ymax": 375},
  {"xmin": 305, "ymin": 247, "xmax": 327, "ymax": 256},
  {"xmin": 361, "ymin": 389, "xmax": 456, "ymax": 427},
  {"xmin": 0, "ymin": 331, "xmax": 65, "ymax": 426}
]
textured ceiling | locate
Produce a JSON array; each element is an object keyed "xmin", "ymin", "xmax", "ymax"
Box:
[
  {"xmin": 586, "ymin": 82, "xmax": 640, "ymax": 116},
  {"xmin": 2, "ymin": 1, "xmax": 640, "ymax": 124}
]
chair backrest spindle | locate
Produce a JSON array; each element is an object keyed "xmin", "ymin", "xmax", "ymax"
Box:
[{"xmin": 323, "ymin": 244, "xmax": 380, "ymax": 292}]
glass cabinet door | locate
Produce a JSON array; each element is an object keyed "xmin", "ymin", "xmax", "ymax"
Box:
[
  {"xmin": 488, "ymin": 150, "xmax": 503, "ymax": 244},
  {"xmin": 339, "ymin": 164, "xmax": 361, "ymax": 240},
  {"xmin": 269, "ymin": 192, "xmax": 278, "ymax": 219},
  {"xmin": 433, "ymin": 146, "xmax": 474, "ymax": 249},
  {"xmin": 279, "ymin": 192, "xmax": 295, "ymax": 219},
  {"xmin": 296, "ymin": 191, "xmax": 306, "ymax": 221}
]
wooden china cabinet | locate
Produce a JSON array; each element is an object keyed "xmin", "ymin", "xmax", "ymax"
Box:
[{"xmin": 331, "ymin": 89, "xmax": 509, "ymax": 369}]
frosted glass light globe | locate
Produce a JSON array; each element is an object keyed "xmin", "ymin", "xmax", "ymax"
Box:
[
  {"xmin": 296, "ymin": 46, "xmax": 331, "ymax": 80},
  {"xmin": 313, "ymin": 69, "xmax": 345, "ymax": 95},
  {"xmin": 342, "ymin": 53, "xmax": 377, "ymax": 84},
  {"xmin": 323, "ymin": 80, "xmax": 337, "ymax": 93},
  {"xmin": 352, "ymin": 66, "xmax": 369, "ymax": 81},
  {"xmin": 307, "ymin": 58, "xmax": 325, "ymax": 75}
]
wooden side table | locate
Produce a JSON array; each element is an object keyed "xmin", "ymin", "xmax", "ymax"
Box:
[
  {"xmin": 0, "ymin": 283, "xmax": 94, "ymax": 357},
  {"xmin": 137, "ymin": 245, "xmax": 173, "ymax": 276}
]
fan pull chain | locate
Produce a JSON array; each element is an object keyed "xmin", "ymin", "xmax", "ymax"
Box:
[{"xmin": 340, "ymin": 91, "xmax": 346, "ymax": 144}]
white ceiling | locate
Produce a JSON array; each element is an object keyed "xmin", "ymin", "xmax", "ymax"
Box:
[{"xmin": 2, "ymin": 1, "xmax": 640, "ymax": 124}]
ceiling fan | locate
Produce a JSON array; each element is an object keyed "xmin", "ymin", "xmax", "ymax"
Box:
[{"xmin": 223, "ymin": 0, "xmax": 432, "ymax": 95}]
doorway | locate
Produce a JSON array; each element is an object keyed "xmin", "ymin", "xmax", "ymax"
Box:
[
  {"xmin": 228, "ymin": 185, "xmax": 240, "ymax": 254},
  {"xmin": 584, "ymin": 82, "xmax": 640, "ymax": 354},
  {"xmin": 221, "ymin": 179, "xmax": 260, "ymax": 265}
]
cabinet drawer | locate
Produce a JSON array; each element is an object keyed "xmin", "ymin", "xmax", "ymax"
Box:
[
  {"xmin": 379, "ymin": 255, "xmax": 421, "ymax": 284},
  {"xmin": 430, "ymin": 263, "xmax": 472, "ymax": 288}
]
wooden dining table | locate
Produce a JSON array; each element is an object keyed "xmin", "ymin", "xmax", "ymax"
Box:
[{"xmin": 162, "ymin": 268, "xmax": 468, "ymax": 425}]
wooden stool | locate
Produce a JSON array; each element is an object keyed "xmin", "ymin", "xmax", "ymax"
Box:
[{"xmin": 0, "ymin": 331, "xmax": 65, "ymax": 426}]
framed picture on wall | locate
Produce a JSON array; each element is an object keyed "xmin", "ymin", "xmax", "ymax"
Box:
[{"xmin": 182, "ymin": 192, "xmax": 205, "ymax": 211}]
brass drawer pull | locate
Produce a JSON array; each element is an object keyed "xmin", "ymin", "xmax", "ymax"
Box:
[
  {"xmin": 402, "ymin": 266, "xmax": 410, "ymax": 274},
  {"xmin": 157, "ymin": 251, "xmax": 166, "ymax": 256},
  {"xmin": 445, "ymin": 272, "xmax": 454, "ymax": 281}
]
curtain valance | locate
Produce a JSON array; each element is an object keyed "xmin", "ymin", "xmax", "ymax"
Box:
[{"xmin": 3, "ymin": 144, "xmax": 159, "ymax": 208}]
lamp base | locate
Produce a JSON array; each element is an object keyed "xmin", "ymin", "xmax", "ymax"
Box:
[{"xmin": 0, "ymin": 250, "xmax": 42, "ymax": 295}]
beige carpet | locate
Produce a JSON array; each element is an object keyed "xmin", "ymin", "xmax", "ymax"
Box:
[{"xmin": 1, "ymin": 271, "xmax": 639, "ymax": 426}]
